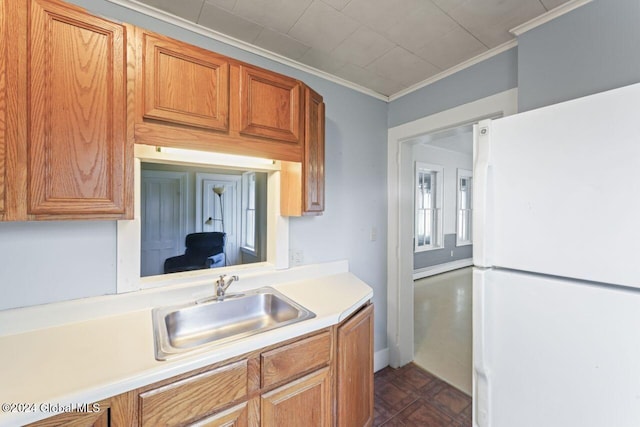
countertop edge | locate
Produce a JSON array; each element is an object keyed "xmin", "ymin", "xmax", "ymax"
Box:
[{"xmin": 0, "ymin": 271, "xmax": 373, "ymax": 427}]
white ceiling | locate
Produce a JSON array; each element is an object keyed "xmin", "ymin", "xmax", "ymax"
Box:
[{"xmin": 136, "ymin": 0, "xmax": 571, "ymax": 97}]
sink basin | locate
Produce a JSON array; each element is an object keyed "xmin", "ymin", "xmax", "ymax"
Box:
[{"xmin": 152, "ymin": 287, "xmax": 315, "ymax": 360}]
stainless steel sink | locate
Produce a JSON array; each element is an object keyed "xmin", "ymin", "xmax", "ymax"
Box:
[{"xmin": 152, "ymin": 287, "xmax": 315, "ymax": 360}]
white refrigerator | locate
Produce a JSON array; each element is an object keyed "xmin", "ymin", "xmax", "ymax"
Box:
[{"xmin": 473, "ymin": 82, "xmax": 640, "ymax": 427}]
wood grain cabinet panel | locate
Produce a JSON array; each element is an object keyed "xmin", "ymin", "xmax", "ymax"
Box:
[
  {"xmin": 238, "ymin": 65, "xmax": 302, "ymax": 145},
  {"xmin": 261, "ymin": 331, "xmax": 331, "ymax": 388},
  {"xmin": 190, "ymin": 401, "xmax": 249, "ymax": 427},
  {"xmin": 336, "ymin": 304, "xmax": 374, "ymax": 427},
  {"xmin": 140, "ymin": 31, "xmax": 229, "ymax": 131},
  {"xmin": 27, "ymin": 404, "xmax": 109, "ymax": 427},
  {"xmin": 261, "ymin": 367, "xmax": 331, "ymax": 427},
  {"xmin": 302, "ymin": 86, "xmax": 325, "ymax": 215},
  {"xmin": 280, "ymin": 86, "xmax": 325, "ymax": 217},
  {"xmin": 0, "ymin": 0, "xmax": 7, "ymax": 219},
  {"xmin": 28, "ymin": 0, "xmax": 131, "ymax": 217},
  {"xmin": 138, "ymin": 360, "xmax": 248, "ymax": 426}
]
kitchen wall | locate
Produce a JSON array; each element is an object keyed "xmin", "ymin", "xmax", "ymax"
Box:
[
  {"xmin": 0, "ymin": 0, "xmax": 389, "ymax": 354},
  {"xmin": 412, "ymin": 144, "xmax": 473, "ymax": 270},
  {"xmin": 387, "ymin": 47, "xmax": 518, "ymax": 128},
  {"xmin": 2, "ymin": 0, "xmax": 635, "ymax": 361},
  {"xmin": 517, "ymin": 0, "xmax": 640, "ymax": 112}
]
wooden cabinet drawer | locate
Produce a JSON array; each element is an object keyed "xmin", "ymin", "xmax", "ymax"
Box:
[
  {"xmin": 261, "ymin": 331, "xmax": 331, "ymax": 388},
  {"xmin": 139, "ymin": 360, "xmax": 248, "ymax": 426}
]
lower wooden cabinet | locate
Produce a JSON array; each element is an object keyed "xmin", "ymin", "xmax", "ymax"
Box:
[
  {"xmin": 25, "ymin": 403, "xmax": 109, "ymax": 427},
  {"xmin": 186, "ymin": 401, "xmax": 249, "ymax": 427},
  {"xmin": 138, "ymin": 360, "xmax": 248, "ymax": 426},
  {"xmin": 261, "ymin": 368, "xmax": 331, "ymax": 427},
  {"xmin": 336, "ymin": 304, "xmax": 374, "ymax": 427},
  {"xmin": 28, "ymin": 303, "xmax": 373, "ymax": 427}
]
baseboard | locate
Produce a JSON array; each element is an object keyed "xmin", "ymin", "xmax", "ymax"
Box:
[
  {"xmin": 374, "ymin": 348, "xmax": 389, "ymax": 372},
  {"xmin": 413, "ymin": 258, "xmax": 473, "ymax": 280}
]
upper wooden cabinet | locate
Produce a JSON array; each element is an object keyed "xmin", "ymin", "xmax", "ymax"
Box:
[
  {"xmin": 303, "ymin": 86, "xmax": 325, "ymax": 215},
  {"xmin": 0, "ymin": 0, "xmax": 132, "ymax": 221},
  {"xmin": 133, "ymin": 33, "xmax": 304, "ymax": 163},
  {"xmin": 237, "ymin": 64, "xmax": 303, "ymax": 145},
  {"xmin": 280, "ymin": 87, "xmax": 325, "ymax": 216},
  {"xmin": 26, "ymin": 0, "xmax": 131, "ymax": 218},
  {"xmin": 139, "ymin": 30, "xmax": 229, "ymax": 131}
]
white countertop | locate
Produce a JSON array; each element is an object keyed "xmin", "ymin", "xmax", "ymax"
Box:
[{"xmin": 0, "ymin": 265, "xmax": 372, "ymax": 426}]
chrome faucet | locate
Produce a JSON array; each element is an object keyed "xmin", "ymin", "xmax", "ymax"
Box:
[{"xmin": 216, "ymin": 274, "xmax": 239, "ymax": 298}]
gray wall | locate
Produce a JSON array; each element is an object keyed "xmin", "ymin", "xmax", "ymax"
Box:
[
  {"xmin": 0, "ymin": 0, "xmax": 389, "ymax": 354},
  {"xmin": 414, "ymin": 234, "xmax": 472, "ymax": 269},
  {"xmin": 388, "ymin": 47, "xmax": 518, "ymax": 128},
  {"xmin": 518, "ymin": 0, "xmax": 640, "ymax": 112},
  {"xmin": 0, "ymin": 221, "xmax": 117, "ymax": 308}
]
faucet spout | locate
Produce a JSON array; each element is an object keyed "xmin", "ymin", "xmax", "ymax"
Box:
[{"xmin": 216, "ymin": 274, "xmax": 239, "ymax": 298}]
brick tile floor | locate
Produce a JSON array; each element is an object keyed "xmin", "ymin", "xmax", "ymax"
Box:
[{"xmin": 374, "ymin": 363, "xmax": 472, "ymax": 427}]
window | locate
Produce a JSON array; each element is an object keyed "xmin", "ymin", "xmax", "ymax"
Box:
[
  {"xmin": 415, "ymin": 162, "xmax": 443, "ymax": 252},
  {"xmin": 241, "ymin": 172, "xmax": 256, "ymax": 252},
  {"xmin": 456, "ymin": 168, "xmax": 473, "ymax": 246}
]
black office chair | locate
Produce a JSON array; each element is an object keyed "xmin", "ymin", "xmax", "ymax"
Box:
[{"xmin": 163, "ymin": 232, "xmax": 226, "ymax": 274}]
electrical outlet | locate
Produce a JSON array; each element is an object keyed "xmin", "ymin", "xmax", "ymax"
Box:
[{"xmin": 370, "ymin": 227, "xmax": 377, "ymax": 242}]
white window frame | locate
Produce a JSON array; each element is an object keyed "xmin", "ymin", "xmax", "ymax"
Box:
[
  {"xmin": 414, "ymin": 162, "xmax": 444, "ymax": 252},
  {"xmin": 241, "ymin": 171, "xmax": 257, "ymax": 255},
  {"xmin": 456, "ymin": 168, "xmax": 473, "ymax": 246}
]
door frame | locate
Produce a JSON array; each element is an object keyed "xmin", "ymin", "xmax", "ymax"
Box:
[
  {"xmin": 195, "ymin": 173, "xmax": 242, "ymax": 265},
  {"xmin": 386, "ymin": 89, "xmax": 518, "ymax": 368}
]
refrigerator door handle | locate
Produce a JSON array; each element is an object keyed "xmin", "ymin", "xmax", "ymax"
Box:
[{"xmin": 473, "ymin": 121, "xmax": 494, "ymax": 267}]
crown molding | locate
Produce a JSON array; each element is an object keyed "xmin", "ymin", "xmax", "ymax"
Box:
[
  {"xmin": 103, "ymin": 0, "xmax": 589, "ymax": 104},
  {"xmin": 510, "ymin": 0, "xmax": 593, "ymax": 36},
  {"xmin": 103, "ymin": 0, "xmax": 389, "ymax": 101},
  {"xmin": 388, "ymin": 39, "xmax": 518, "ymax": 102}
]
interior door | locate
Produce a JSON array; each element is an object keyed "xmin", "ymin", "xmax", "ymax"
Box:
[
  {"xmin": 141, "ymin": 171, "xmax": 187, "ymax": 276},
  {"xmin": 197, "ymin": 174, "xmax": 241, "ymax": 266}
]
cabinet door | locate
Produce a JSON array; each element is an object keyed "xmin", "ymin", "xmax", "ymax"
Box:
[
  {"xmin": 238, "ymin": 65, "xmax": 302, "ymax": 144},
  {"xmin": 336, "ymin": 304, "xmax": 374, "ymax": 427},
  {"xmin": 26, "ymin": 401, "xmax": 110, "ymax": 427},
  {"xmin": 303, "ymin": 87, "xmax": 324, "ymax": 215},
  {"xmin": 28, "ymin": 0, "xmax": 130, "ymax": 217},
  {"xmin": 261, "ymin": 367, "xmax": 331, "ymax": 427},
  {"xmin": 188, "ymin": 402, "xmax": 248, "ymax": 427},
  {"xmin": 140, "ymin": 31, "xmax": 229, "ymax": 131}
]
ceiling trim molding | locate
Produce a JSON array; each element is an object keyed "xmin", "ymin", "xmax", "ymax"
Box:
[
  {"xmin": 388, "ymin": 40, "xmax": 518, "ymax": 102},
  {"xmin": 103, "ymin": 0, "xmax": 389, "ymax": 101},
  {"xmin": 102, "ymin": 0, "xmax": 587, "ymax": 104},
  {"xmin": 510, "ymin": 0, "xmax": 593, "ymax": 36}
]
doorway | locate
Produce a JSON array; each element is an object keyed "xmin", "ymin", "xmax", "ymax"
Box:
[
  {"xmin": 196, "ymin": 173, "xmax": 241, "ymax": 266},
  {"xmin": 386, "ymin": 89, "xmax": 518, "ymax": 369},
  {"xmin": 410, "ymin": 124, "xmax": 474, "ymax": 394}
]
